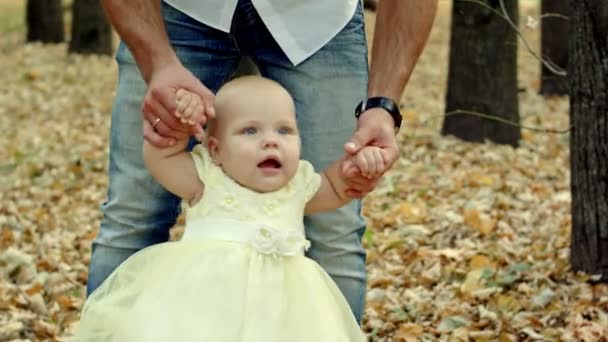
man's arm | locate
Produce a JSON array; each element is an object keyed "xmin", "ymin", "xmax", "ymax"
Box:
[
  {"xmin": 101, "ymin": 0, "xmax": 215, "ymax": 147},
  {"xmin": 100, "ymin": 0, "xmax": 177, "ymax": 82},
  {"xmin": 368, "ymin": 0, "xmax": 438, "ymax": 102},
  {"xmin": 343, "ymin": 0, "xmax": 437, "ymax": 197}
]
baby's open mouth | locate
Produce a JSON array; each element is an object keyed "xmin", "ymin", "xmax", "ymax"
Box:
[{"xmin": 258, "ymin": 158, "xmax": 282, "ymax": 169}]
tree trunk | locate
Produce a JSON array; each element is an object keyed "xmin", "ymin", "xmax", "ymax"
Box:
[
  {"xmin": 569, "ymin": 0, "xmax": 608, "ymax": 280},
  {"xmin": 442, "ymin": 0, "xmax": 520, "ymax": 146},
  {"xmin": 540, "ymin": 0, "xmax": 569, "ymax": 95},
  {"xmin": 26, "ymin": 0, "xmax": 64, "ymax": 43},
  {"xmin": 68, "ymin": 0, "xmax": 113, "ymax": 55}
]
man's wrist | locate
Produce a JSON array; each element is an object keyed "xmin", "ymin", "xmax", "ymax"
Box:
[
  {"xmin": 138, "ymin": 50, "xmax": 180, "ymax": 83},
  {"xmin": 355, "ymin": 97, "xmax": 402, "ymax": 133}
]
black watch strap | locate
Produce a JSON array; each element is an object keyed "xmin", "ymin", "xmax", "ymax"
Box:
[{"xmin": 354, "ymin": 97, "xmax": 402, "ymax": 132}]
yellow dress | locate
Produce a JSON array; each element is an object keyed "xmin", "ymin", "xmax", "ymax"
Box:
[{"xmin": 74, "ymin": 145, "xmax": 365, "ymax": 341}]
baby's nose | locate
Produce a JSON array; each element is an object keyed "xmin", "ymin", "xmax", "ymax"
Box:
[
  {"xmin": 264, "ymin": 139, "xmax": 278, "ymax": 148},
  {"xmin": 263, "ymin": 133, "xmax": 279, "ymax": 148}
]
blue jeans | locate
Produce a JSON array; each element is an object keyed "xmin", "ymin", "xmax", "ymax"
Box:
[{"xmin": 88, "ymin": 0, "xmax": 369, "ymax": 322}]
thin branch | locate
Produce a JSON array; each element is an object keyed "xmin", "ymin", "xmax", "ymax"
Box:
[
  {"xmin": 538, "ymin": 13, "xmax": 569, "ymax": 21},
  {"xmin": 424, "ymin": 109, "xmax": 571, "ymax": 134},
  {"xmin": 455, "ymin": 0, "xmax": 567, "ymax": 76}
]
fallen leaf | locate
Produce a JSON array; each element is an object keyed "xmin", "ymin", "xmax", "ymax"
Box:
[
  {"xmin": 463, "ymin": 209, "xmax": 496, "ymax": 235},
  {"xmin": 394, "ymin": 323, "xmax": 423, "ymax": 342}
]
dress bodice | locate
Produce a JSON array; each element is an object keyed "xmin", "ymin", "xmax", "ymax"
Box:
[{"xmin": 183, "ymin": 145, "xmax": 321, "ymax": 254}]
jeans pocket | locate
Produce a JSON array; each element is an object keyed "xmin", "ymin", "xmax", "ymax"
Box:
[{"xmin": 337, "ymin": 1, "xmax": 366, "ymax": 43}]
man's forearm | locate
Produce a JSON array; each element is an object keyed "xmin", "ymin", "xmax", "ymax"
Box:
[
  {"xmin": 101, "ymin": 0, "xmax": 179, "ymax": 82},
  {"xmin": 368, "ymin": 0, "xmax": 438, "ymax": 102}
]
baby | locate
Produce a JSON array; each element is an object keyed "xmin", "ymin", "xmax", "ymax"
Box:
[{"xmin": 75, "ymin": 76, "xmax": 387, "ymax": 341}]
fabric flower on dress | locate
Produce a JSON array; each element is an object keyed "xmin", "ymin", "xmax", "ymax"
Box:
[
  {"xmin": 277, "ymin": 230, "xmax": 311, "ymax": 256},
  {"xmin": 220, "ymin": 193, "xmax": 238, "ymax": 211},
  {"xmin": 252, "ymin": 226, "xmax": 309, "ymax": 257},
  {"xmin": 262, "ymin": 199, "xmax": 280, "ymax": 216}
]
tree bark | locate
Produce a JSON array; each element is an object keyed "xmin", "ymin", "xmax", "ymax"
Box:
[
  {"xmin": 442, "ymin": 0, "xmax": 520, "ymax": 146},
  {"xmin": 540, "ymin": 0, "xmax": 569, "ymax": 96},
  {"xmin": 68, "ymin": 0, "xmax": 113, "ymax": 55},
  {"xmin": 569, "ymin": 0, "xmax": 608, "ymax": 280},
  {"xmin": 26, "ymin": 0, "xmax": 64, "ymax": 43}
]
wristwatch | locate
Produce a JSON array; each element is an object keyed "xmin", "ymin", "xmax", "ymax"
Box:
[{"xmin": 354, "ymin": 96, "xmax": 402, "ymax": 133}]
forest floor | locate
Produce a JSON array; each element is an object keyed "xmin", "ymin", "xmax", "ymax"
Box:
[{"xmin": 1, "ymin": 1, "xmax": 607, "ymax": 341}]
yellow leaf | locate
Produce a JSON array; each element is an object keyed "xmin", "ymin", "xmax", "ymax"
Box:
[
  {"xmin": 460, "ymin": 269, "xmax": 485, "ymax": 296},
  {"xmin": 463, "ymin": 209, "xmax": 496, "ymax": 235},
  {"xmin": 451, "ymin": 327, "xmax": 469, "ymax": 341},
  {"xmin": 402, "ymin": 110, "xmax": 420, "ymax": 126},
  {"xmin": 394, "ymin": 323, "xmax": 423, "ymax": 342},
  {"xmin": 25, "ymin": 69, "xmax": 42, "ymax": 81},
  {"xmin": 399, "ymin": 202, "xmax": 427, "ymax": 224},
  {"xmin": 495, "ymin": 294, "xmax": 520, "ymax": 312},
  {"xmin": 499, "ymin": 333, "xmax": 517, "ymax": 342},
  {"xmin": 522, "ymin": 130, "xmax": 535, "ymax": 143},
  {"xmin": 464, "ymin": 209, "xmax": 480, "ymax": 227},
  {"xmin": 380, "ymin": 238, "xmax": 405, "ymax": 252},
  {"xmin": 466, "ymin": 171, "xmax": 495, "ymax": 187},
  {"xmin": 469, "ymin": 254, "xmax": 495, "ymax": 270}
]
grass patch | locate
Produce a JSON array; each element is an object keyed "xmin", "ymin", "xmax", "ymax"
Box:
[{"xmin": 0, "ymin": 0, "xmax": 24, "ymax": 32}]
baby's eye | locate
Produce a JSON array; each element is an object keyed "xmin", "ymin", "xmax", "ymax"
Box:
[
  {"xmin": 277, "ymin": 126, "xmax": 294, "ymax": 135},
  {"xmin": 242, "ymin": 127, "xmax": 257, "ymax": 135}
]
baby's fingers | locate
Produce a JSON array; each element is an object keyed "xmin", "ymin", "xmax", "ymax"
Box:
[
  {"xmin": 175, "ymin": 89, "xmax": 192, "ymax": 116},
  {"xmin": 189, "ymin": 104, "xmax": 207, "ymax": 125},
  {"xmin": 355, "ymin": 151, "xmax": 372, "ymax": 177},
  {"xmin": 180, "ymin": 96, "xmax": 200, "ymax": 124},
  {"xmin": 369, "ymin": 148, "xmax": 385, "ymax": 178}
]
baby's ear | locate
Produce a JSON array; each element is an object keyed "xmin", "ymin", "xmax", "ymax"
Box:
[{"xmin": 205, "ymin": 136, "xmax": 221, "ymax": 165}]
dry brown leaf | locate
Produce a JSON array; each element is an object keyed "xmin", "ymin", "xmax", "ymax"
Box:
[
  {"xmin": 24, "ymin": 282, "xmax": 43, "ymax": 296},
  {"xmin": 56, "ymin": 295, "xmax": 76, "ymax": 311}
]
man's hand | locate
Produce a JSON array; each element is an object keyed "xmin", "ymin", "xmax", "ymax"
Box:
[
  {"xmin": 141, "ymin": 61, "xmax": 215, "ymax": 147},
  {"xmin": 341, "ymin": 107, "xmax": 399, "ymax": 198}
]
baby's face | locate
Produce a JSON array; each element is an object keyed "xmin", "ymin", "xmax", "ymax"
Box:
[{"xmin": 210, "ymin": 84, "xmax": 301, "ymax": 193}]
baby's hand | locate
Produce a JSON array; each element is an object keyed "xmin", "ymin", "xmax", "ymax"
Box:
[
  {"xmin": 352, "ymin": 146, "xmax": 389, "ymax": 179},
  {"xmin": 174, "ymin": 88, "xmax": 209, "ymax": 141},
  {"xmin": 175, "ymin": 88, "xmax": 206, "ymax": 126}
]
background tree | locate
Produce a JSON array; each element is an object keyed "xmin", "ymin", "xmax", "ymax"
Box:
[
  {"xmin": 69, "ymin": 0, "xmax": 112, "ymax": 55},
  {"xmin": 442, "ymin": 0, "xmax": 521, "ymax": 146},
  {"xmin": 26, "ymin": 0, "xmax": 64, "ymax": 43},
  {"xmin": 569, "ymin": 0, "xmax": 608, "ymax": 281},
  {"xmin": 540, "ymin": 0, "xmax": 569, "ymax": 95}
]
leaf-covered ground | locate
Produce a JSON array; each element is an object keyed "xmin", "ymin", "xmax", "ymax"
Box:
[{"xmin": 1, "ymin": 2, "xmax": 607, "ymax": 341}]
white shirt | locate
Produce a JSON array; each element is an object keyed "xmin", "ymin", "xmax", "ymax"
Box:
[{"xmin": 163, "ymin": 0, "xmax": 358, "ymax": 65}]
